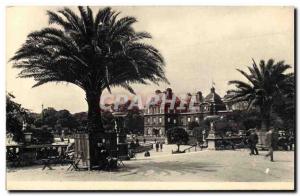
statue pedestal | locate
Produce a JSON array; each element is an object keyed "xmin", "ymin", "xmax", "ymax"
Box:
[
  {"xmin": 205, "ymin": 120, "xmax": 221, "ymax": 150},
  {"xmin": 257, "ymin": 131, "xmax": 267, "ymax": 150},
  {"xmin": 206, "ymin": 133, "xmax": 221, "ymax": 150}
]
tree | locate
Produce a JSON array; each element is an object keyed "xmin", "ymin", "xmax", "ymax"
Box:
[
  {"xmin": 73, "ymin": 112, "xmax": 88, "ymax": 127},
  {"xmin": 7, "ymin": 95, "xmax": 23, "ymax": 142},
  {"xmin": 41, "ymin": 107, "xmax": 58, "ymax": 128},
  {"xmin": 228, "ymin": 59, "xmax": 292, "ymax": 132},
  {"xmin": 11, "ymin": 6, "xmax": 168, "ymax": 135},
  {"xmin": 272, "ymin": 73, "xmax": 295, "ymax": 134},
  {"xmin": 187, "ymin": 121, "xmax": 199, "ymax": 131},
  {"xmin": 6, "ymin": 93, "xmax": 30, "ymax": 142},
  {"xmin": 55, "ymin": 109, "xmax": 79, "ymax": 131},
  {"xmin": 101, "ymin": 111, "xmax": 115, "ymax": 131},
  {"xmin": 225, "ymin": 110, "xmax": 259, "ymax": 131},
  {"xmin": 124, "ymin": 110, "xmax": 144, "ymax": 135},
  {"xmin": 31, "ymin": 126, "xmax": 54, "ymax": 144},
  {"xmin": 166, "ymin": 127, "xmax": 189, "ymax": 152}
]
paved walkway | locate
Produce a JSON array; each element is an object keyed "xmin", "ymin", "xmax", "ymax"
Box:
[{"xmin": 7, "ymin": 145, "xmax": 294, "ymax": 183}]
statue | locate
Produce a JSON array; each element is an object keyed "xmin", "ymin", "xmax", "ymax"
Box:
[
  {"xmin": 114, "ymin": 119, "xmax": 118, "ymax": 132},
  {"xmin": 22, "ymin": 120, "xmax": 28, "ymax": 132},
  {"xmin": 210, "ymin": 121, "xmax": 215, "ymax": 133}
]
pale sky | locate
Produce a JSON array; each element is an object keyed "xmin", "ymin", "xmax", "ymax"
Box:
[{"xmin": 6, "ymin": 6, "xmax": 294, "ymax": 113}]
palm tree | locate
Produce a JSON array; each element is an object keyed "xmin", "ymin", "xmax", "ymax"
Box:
[
  {"xmin": 228, "ymin": 58, "xmax": 292, "ymax": 132},
  {"xmin": 10, "ymin": 6, "xmax": 169, "ymax": 134}
]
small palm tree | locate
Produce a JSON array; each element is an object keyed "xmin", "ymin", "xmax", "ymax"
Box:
[
  {"xmin": 11, "ymin": 6, "xmax": 169, "ymax": 133},
  {"xmin": 228, "ymin": 58, "xmax": 292, "ymax": 131}
]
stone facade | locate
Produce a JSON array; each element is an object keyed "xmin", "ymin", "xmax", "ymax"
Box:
[{"xmin": 144, "ymin": 87, "xmax": 230, "ymax": 136}]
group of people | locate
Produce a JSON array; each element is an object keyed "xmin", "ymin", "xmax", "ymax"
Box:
[
  {"xmin": 247, "ymin": 128, "xmax": 291, "ymax": 162},
  {"xmin": 154, "ymin": 141, "xmax": 163, "ymax": 152}
]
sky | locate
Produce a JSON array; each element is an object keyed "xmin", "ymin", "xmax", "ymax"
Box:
[{"xmin": 6, "ymin": 6, "xmax": 294, "ymax": 113}]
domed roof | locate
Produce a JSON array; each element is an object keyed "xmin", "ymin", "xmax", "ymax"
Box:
[{"xmin": 204, "ymin": 87, "xmax": 223, "ymax": 104}]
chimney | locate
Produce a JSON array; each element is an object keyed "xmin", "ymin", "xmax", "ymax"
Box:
[
  {"xmin": 166, "ymin": 88, "xmax": 172, "ymax": 99},
  {"xmin": 196, "ymin": 91, "xmax": 203, "ymax": 103},
  {"xmin": 155, "ymin": 89, "xmax": 162, "ymax": 95}
]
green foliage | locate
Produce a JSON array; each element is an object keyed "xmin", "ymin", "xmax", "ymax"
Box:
[
  {"xmin": 271, "ymin": 73, "xmax": 295, "ymax": 133},
  {"xmin": 6, "ymin": 94, "xmax": 30, "ymax": 142},
  {"xmin": 34, "ymin": 108, "xmax": 79, "ymax": 134},
  {"xmin": 11, "ymin": 6, "xmax": 168, "ymax": 133},
  {"xmin": 101, "ymin": 111, "xmax": 115, "ymax": 131},
  {"xmin": 56, "ymin": 109, "xmax": 79, "ymax": 129},
  {"xmin": 166, "ymin": 127, "xmax": 189, "ymax": 151},
  {"xmin": 31, "ymin": 126, "xmax": 54, "ymax": 144},
  {"xmin": 124, "ymin": 110, "xmax": 144, "ymax": 134},
  {"xmin": 73, "ymin": 112, "xmax": 88, "ymax": 127},
  {"xmin": 228, "ymin": 59, "xmax": 293, "ymax": 131},
  {"xmin": 187, "ymin": 121, "xmax": 199, "ymax": 130}
]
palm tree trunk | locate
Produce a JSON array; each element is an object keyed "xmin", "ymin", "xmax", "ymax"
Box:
[
  {"xmin": 86, "ymin": 90, "xmax": 103, "ymax": 133},
  {"xmin": 261, "ymin": 117, "xmax": 270, "ymax": 132},
  {"xmin": 261, "ymin": 106, "xmax": 271, "ymax": 132},
  {"xmin": 85, "ymin": 90, "xmax": 104, "ymax": 169},
  {"xmin": 258, "ymin": 107, "xmax": 271, "ymax": 147}
]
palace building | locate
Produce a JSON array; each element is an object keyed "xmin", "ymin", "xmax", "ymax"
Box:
[{"xmin": 144, "ymin": 87, "xmax": 234, "ymax": 136}]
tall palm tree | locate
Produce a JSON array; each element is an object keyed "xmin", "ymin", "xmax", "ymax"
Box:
[
  {"xmin": 227, "ymin": 58, "xmax": 292, "ymax": 131},
  {"xmin": 11, "ymin": 6, "xmax": 169, "ymax": 134}
]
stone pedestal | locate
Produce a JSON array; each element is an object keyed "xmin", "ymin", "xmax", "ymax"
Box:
[
  {"xmin": 206, "ymin": 133, "xmax": 221, "ymax": 150},
  {"xmin": 165, "ymin": 137, "xmax": 168, "ymax": 144},
  {"xmin": 205, "ymin": 121, "xmax": 221, "ymax": 150},
  {"xmin": 257, "ymin": 131, "xmax": 267, "ymax": 150}
]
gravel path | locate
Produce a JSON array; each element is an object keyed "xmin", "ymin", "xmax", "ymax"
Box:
[{"xmin": 7, "ymin": 145, "xmax": 294, "ymax": 183}]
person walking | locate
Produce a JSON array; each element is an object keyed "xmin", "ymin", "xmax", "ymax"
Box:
[
  {"xmin": 143, "ymin": 138, "xmax": 146, "ymax": 144},
  {"xmin": 155, "ymin": 142, "xmax": 159, "ymax": 152},
  {"xmin": 135, "ymin": 138, "xmax": 139, "ymax": 146},
  {"xmin": 265, "ymin": 128, "xmax": 275, "ymax": 162},
  {"xmin": 160, "ymin": 142, "xmax": 163, "ymax": 151},
  {"xmin": 248, "ymin": 129, "xmax": 259, "ymax": 155},
  {"xmin": 289, "ymin": 135, "xmax": 294, "ymax": 151}
]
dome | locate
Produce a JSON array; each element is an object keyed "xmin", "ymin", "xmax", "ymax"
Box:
[{"xmin": 204, "ymin": 87, "xmax": 223, "ymax": 104}]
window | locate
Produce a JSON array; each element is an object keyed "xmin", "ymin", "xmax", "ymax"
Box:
[
  {"xmin": 187, "ymin": 117, "xmax": 191, "ymax": 122},
  {"xmin": 174, "ymin": 119, "xmax": 176, "ymax": 124},
  {"xmin": 159, "ymin": 117, "xmax": 162, "ymax": 123},
  {"xmin": 195, "ymin": 117, "xmax": 199, "ymax": 121},
  {"xmin": 167, "ymin": 118, "xmax": 170, "ymax": 123}
]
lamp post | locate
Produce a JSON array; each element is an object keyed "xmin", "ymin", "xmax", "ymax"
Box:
[
  {"xmin": 202, "ymin": 129, "xmax": 206, "ymax": 145},
  {"xmin": 112, "ymin": 111, "xmax": 129, "ymax": 158},
  {"xmin": 112, "ymin": 111, "xmax": 127, "ymax": 144}
]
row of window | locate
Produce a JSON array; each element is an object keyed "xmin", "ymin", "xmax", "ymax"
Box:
[
  {"xmin": 145, "ymin": 106, "xmax": 214, "ymax": 115},
  {"xmin": 145, "ymin": 107, "xmax": 164, "ymax": 114},
  {"xmin": 146, "ymin": 116, "xmax": 163, "ymax": 124},
  {"xmin": 145, "ymin": 107, "xmax": 181, "ymax": 114},
  {"xmin": 145, "ymin": 116, "xmax": 200, "ymax": 125}
]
